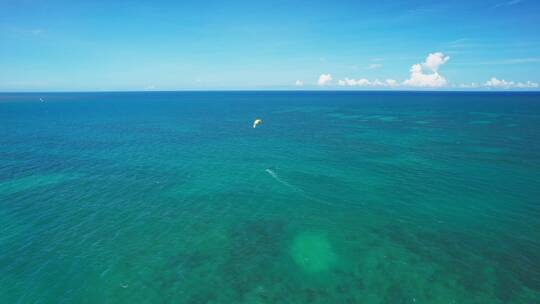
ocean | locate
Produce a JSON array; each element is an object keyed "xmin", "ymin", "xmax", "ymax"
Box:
[{"xmin": 1, "ymin": 91, "xmax": 539, "ymax": 303}]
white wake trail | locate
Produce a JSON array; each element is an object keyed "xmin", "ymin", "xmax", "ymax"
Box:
[
  {"xmin": 264, "ymin": 168, "xmax": 336, "ymax": 207},
  {"xmin": 265, "ymin": 168, "xmax": 297, "ymax": 190}
]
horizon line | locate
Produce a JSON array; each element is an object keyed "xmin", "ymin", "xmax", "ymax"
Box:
[{"xmin": 1, "ymin": 89, "xmax": 540, "ymax": 94}]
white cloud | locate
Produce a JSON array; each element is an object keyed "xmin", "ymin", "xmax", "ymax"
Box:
[
  {"xmin": 338, "ymin": 78, "xmax": 369, "ymax": 86},
  {"xmin": 403, "ymin": 64, "xmax": 448, "ymax": 87},
  {"xmin": 337, "ymin": 78, "xmax": 398, "ymax": 88},
  {"xmin": 315, "ymin": 52, "xmax": 539, "ymax": 90},
  {"xmin": 456, "ymin": 82, "xmax": 480, "ymax": 89},
  {"xmin": 385, "ymin": 79, "xmax": 398, "ymax": 87},
  {"xmin": 403, "ymin": 52, "xmax": 450, "ymax": 87},
  {"xmin": 455, "ymin": 78, "xmax": 539, "ymax": 89},
  {"xmin": 317, "ymin": 74, "xmax": 332, "ymax": 86},
  {"xmin": 423, "ymin": 52, "xmax": 449, "ymax": 71},
  {"xmin": 515, "ymin": 81, "xmax": 539, "ymax": 88},
  {"xmin": 484, "ymin": 77, "xmax": 539, "ymax": 89},
  {"xmin": 485, "ymin": 77, "xmax": 512, "ymax": 88},
  {"xmin": 295, "ymin": 80, "xmax": 304, "ymax": 86},
  {"xmin": 367, "ymin": 63, "xmax": 382, "ymax": 69},
  {"xmin": 371, "ymin": 79, "xmax": 383, "ymax": 86}
]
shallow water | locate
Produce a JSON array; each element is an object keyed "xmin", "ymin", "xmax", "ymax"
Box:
[{"xmin": 1, "ymin": 91, "xmax": 539, "ymax": 303}]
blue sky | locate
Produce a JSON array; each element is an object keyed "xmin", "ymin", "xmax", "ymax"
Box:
[{"xmin": 1, "ymin": 0, "xmax": 539, "ymax": 91}]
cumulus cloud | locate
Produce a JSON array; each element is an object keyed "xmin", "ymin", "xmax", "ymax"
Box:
[
  {"xmin": 516, "ymin": 81, "xmax": 539, "ymax": 88},
  {"xmin": 454, "ymin": 78, "xmax": 539, "ymax": 89},
  {"xmin": 484, "ymin": 77, "xmax": 539, "ymax": 89},
  {"xmin": 403, "ymin": 52, "xmax": 450, "ymax": 87},
  {"xmin": 338, "ymin": 78, "xmax": 398, "ymax": 87},
  {"xmin": 317, "ymin": 74, "xmax": 332, "ymax": 86},
  {"xmin": 338, "ymin": 78, "xmax": 369, "ymax": 86},
  {"xmin": 319, "ymin": 52, "xmax": 449, "ymax": 89},
  {"xmin": 485, "ymin": 77, "xmax": 512, "ymax": 88},
  {"xmin": 385, "ymin": 79, "xmax": 398, "ymax": 87},
  {"xmin": 456, "ymin": 82, "xmax": 480, "ymax": 89},
  {"xmin": 315, "ymin": 52, "xmax": 539, "ymax": 90},
  {"xmin": 295, "ymin": 80, "xmax": 304, "ymax": 86},
  {"xmin": 424, "ymin": 52, "xmax": 449, "ymax": 71}
]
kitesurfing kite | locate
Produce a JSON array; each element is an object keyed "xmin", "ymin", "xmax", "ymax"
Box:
[{"xmin": 253, "ymin": 119, "xmax": 262, "ymax": 128}]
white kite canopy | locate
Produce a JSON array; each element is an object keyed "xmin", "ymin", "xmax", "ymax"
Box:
[{"xmin": 253, "ymin": 118, "xmax": 262, "ymax": 128}]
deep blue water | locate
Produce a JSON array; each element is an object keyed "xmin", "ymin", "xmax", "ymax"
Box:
[{"xmin": 1, "ymin": 91, "xmax": 539, "ymax": 303}]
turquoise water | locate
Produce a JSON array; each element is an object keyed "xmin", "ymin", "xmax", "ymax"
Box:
[{"xmin": 1, "ymin": 91, "xmax": 539, "ymax": 303}]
